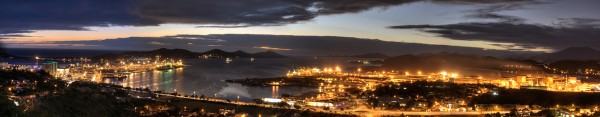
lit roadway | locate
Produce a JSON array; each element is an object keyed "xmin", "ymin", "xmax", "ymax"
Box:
[
  {"xmin": 128, "ymin": 89, "xmax": 540, "ymax": 116},
  {"xmin": 349, "ymin": 105, "xmax": 512, "ymax": 116},
  {"xmin": 128, "ymin": 89, "xmax": 260, "ymax": 106}
]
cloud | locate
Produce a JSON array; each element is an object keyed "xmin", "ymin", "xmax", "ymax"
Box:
[
  {"xmin": 6, "ymin": 34, "xmax": 534, "ymax": 57},
  {"xmin": 8, "ymin": 43, "xmax": 100, "ymax": 47},
  {"xmin": 554, "ymin": 18, "xmax": 600, "ymax": 29},
  {"xmin": 465, "ymin": 3, "xmax": 528, "ymax": 23},
  {"xmin": 148, "ymin": 41, "xmax": 171, "ymax": 46},
  {"xmin": 0, "ymin": 0, "xmax": 143, "ymax": 38},
  {"xmin": 0, "ymin": 34, "xmax": 34, "ymax": 40},
  {"xmin": 0, "ymin": 0, "xmax": 546, "ymax": 37},
  {"xmin": 196, "ymin": 25, "xmax": 254, "ymax": 28},
  {"xmin": 164, "ymin": 35, "xmax": 226, "ymax": 42},
  {"xmin": 443, "ymin": 0, "xmax": 551, "ymax": 23},
  {"xmin": 388, "ymin": 20, "xmax": 600, "ymax": 51},
  {"xmin": 254, "ymin": 46, "xmax": 292, "ymax": 51},
  {"xmin": 205, "ymin": 45, "xmax": 223, "ymax": 47}
]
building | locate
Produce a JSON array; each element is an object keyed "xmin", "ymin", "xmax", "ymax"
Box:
[
  {"xmin": 0, "ymin": 62, "xmax": 10, "ymax": 69},
  {"xmin": 43, "ymin": 61, "xmax": 58, "ymax": 77},
  {"xmin": 56, "ymin": 67, "xmax": 70, "ymax": 78}
]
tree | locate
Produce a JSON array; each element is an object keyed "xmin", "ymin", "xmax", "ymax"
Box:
[
  {"xmin": 533, "ymin": 109, "xmax": 555, "ymax": 117},
  {"xmin": 281, "ymin": 93, "xmax": 292, "ymax": 98},
  {"xmin": 367, "ymin": 97, "xmax": 379, "ymax": 107},
  {"xmin": 294, "ymin": 105, "xmax": 302, "ymax": 109},
  {"xmin": 277, "ymin": 102, "xmax": 290, "ymax": 108},
  {"xmin": 253, "ymin": 99, "xmax": 264, "ymax": 104},
  {"xmin": 114, "ymin": 89, "xmax": 129, "ymax": 97},
  {"xmin": 0, "ymin": 95, "xmax": 23, "ymax": 117},
  {"xmin": 509, "ymin": 108, "xmax": 517, "ymax": 116}
]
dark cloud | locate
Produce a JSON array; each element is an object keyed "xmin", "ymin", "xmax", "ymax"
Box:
[
  {"xmin": 196, "ymin": 25, "xmax": 254, "ymax": 28},
  {"xmin": 388, "ymin": 21, "xmax": 600, "ymax": 50},
  {"xmin": 136, "ymin": 0, "xmax": 543, "ymax": 25},
  {"xmin": 0, "ymin": 0, "xmax": 148, "ymax": 38},
  {"xmin": 465, "ymin": 4, "xmax": 528, "ymax": 23},
  {"xmin": 555, "ymin": 18, "xmax": 600, "ymax": 29},
  {"xmin": 8, "ymin": 34, "xmax": 533, "ymax": 57},
  {"xmin": 429, "ymin": 0, "xmax": 538, "ymax": 4},
  {"xmin": 0, "ymin": 0, "xmax": 545, "ymax": 37},
  {"xmin": 0, "ymin": 34, "xmax": 34, "ymax": 40},
  {"xmin": 455, "ymin": 0, "xmax": 552, "ymax": 23}
]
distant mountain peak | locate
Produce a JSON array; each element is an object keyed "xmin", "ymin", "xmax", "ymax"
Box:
[
  {"xmin": 205, "ymin": 49, "xmax": 226, "ymax": 52},
  {"xmin": 201, "ymin": 49, "xmax": 286, "ymax": 58},
  {"xmin": 232, "ymin": 50, "xmax": 249, "ymax": 54},
  {"xmin": 556, "ymin": 47, "xmax": 599, "ymax": 53},
  {"xmin": 150, "ymin": 48, "xmax": 191, "ymax": 52},
  {"xmin": 253, "ymin": 51, "xmax": 287, "ymax": 58},
  {"xmin": 354, "ymin": 53, "xmax": 389, "ymax": 58},
  {"xmin": 534, "ymin": 47, "xmax": 600, "ymax": 62},
  {"xmin": 262, "ymin": 51, "xmax": 276, "ymax": 53},
  {"xmin": 95, "ymin": 48, "xmax": 286, "ymax": 59}
]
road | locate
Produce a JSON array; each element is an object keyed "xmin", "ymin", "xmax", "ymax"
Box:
[{"xmin": 128, "ymin": 89, "xmax": 537, "ymax": 116}]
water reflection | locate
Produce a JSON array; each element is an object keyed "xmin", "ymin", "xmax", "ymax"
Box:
[
  {"xmin": 103, "ymin": 68, "xmax": 183, "ymax": 93},
  {"xmin": 272, "ymin": 86, "xmax": 279, "ymax": 98},
  {"xmin": 94, "ymin": 57, "xmax": 359, "ymax": 101}
]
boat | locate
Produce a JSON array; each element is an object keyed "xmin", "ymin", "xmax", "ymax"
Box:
[
  {"xmin": 156, "ymin": 65, "xmax": 173, "ymax": 71},
  {"xmin": 226, "ymin": 58, "xmax": 232, "ymax": 64},
  {"xmin": 347, "ymin": 60, "xmax": 363, "ymax": 64},
  {"xmin": 250, "ymin": 57, "xmax": 255, "ymax": 62},
  {"xmin": 347, "ymin": 60, "xmax": 384, "ymax": 65},
  {"xmin": 200, "ymin": 54, "xmax": 221, "ymax": 59},
  {"xmin": 102, "ymin": 73, "xmax": 127, "ymax": 79}
]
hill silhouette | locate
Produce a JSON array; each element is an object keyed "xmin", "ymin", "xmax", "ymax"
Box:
[
  {"xmin": 534, "ymin": 47, "xmax": 600, "ymax": 61},
  {"xmin": 378, "ymin": 53, "xmax": 544, "ymax": 78},
  {"xmin": 94, "ymin": 48, "xmax": 286, "ymax": 59}
]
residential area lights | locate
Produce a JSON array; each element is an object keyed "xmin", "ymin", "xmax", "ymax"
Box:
[
  {"xmin": 5, "ymin": 57, "xmax": 600, "ymax": 116},
  {"xmin": 286, "ymin": 67, "xmax": 600, "ymax": 92},
  {"xmin": 2, "ymin": 56, "xmax": 185, "ymax": 82}
]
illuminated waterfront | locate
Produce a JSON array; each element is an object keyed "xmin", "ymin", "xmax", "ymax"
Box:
[
  {"xmin": 287, "ymin": 66, "xmax": 600, "ymax": 92},
  {"xmin": 1, "ymin": 57, "xmax": 373, "ymax": 101}
]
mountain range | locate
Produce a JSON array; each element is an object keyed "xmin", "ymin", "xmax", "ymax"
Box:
[
  {"xmin": 533, "ymin": 47, "xmax": 600, "ymax": 62},
  {"xmin": 320, "ymin": 53, "xmax": 390, "ymax": 58},
  {"xmin": 381, "ymin": 53, "xmax": 541, "ymax": 72},
  {"xmin": 94, "ymin": 48, "xmax": 286, "ymax": 59}
]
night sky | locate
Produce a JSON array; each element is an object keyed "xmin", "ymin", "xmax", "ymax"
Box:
[{"xmin": 1, "ymin": 0, "xmax": 599, "ymax": 55}]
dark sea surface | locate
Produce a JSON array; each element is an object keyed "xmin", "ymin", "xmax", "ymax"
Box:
[
  {"xmin": 102, "ymin": 57, "xmax": 365, "ymax": 101},
  {"xmin": 2, "ymin": 48, "xmax": 369, "ymax": 101}
]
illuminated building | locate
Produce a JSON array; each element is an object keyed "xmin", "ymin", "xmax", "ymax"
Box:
[
  {"xmin": 262, "ymin": 98, "xmax": 283, "ymax": 103},
  {"xmin": 43, "ymin": 61, "xmax": 58, "ymax": 77},
  {"xmin": 56, "ymin": 67, "xmax": 69, "ymax": 78}
]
